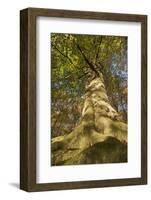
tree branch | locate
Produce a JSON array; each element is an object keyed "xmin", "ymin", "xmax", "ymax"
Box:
[
  {"xmin": 76, "ymin": 42, "xmax": 100, "ymax": 77},
  {"xmin": 95, "ymin": 36, "xmax": 103, "ymax": 64}
]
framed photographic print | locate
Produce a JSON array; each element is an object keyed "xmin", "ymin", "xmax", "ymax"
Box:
[{"xmin": 20, "ymin": 8, "xmax": 147, "ymax": 191}]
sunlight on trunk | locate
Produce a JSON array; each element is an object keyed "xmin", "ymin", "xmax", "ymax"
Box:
[{"xmin": 51, "ymin": 74, "xmax": 127, "ymax": 166}]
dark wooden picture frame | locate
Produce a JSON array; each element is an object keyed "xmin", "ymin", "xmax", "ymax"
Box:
[{"xmin": 20, "ymin": 7, "xmax": 147, "ymax": 192}]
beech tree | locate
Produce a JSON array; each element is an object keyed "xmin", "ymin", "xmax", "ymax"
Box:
[{"xmin": 51, "ymin": 33, "xmax": 127, "ymax": 165}]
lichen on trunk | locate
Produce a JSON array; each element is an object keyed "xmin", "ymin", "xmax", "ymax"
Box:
[{"xmin": 51, "ymin": 73, "xmax": 127, "ymax": 166}]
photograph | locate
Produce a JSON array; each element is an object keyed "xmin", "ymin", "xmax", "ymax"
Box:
[
  {"xmin": 20, "ymin": 7, "xmax": 147, "ymax": 191},
  {"xmin": 51, "ymin": 33, "xmax": 128, "ymax": 166}
]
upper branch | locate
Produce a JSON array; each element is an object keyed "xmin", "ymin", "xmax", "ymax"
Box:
[
  {"xmin": 95, "ymin": 36, "xmax": 103, "ymax": 64},
  {"xmin": 76, "ymin": 42, "xmax": 100, "ymax": 77}
]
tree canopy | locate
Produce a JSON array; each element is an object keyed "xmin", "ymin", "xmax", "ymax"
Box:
[{"xmin": 51, "ymin": 33, "xmax": 127, "ymax": 138}]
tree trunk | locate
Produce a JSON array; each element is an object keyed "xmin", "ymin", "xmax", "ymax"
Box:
[{"xmin": 51, "ymin": 73, "xmax": 127, "ymax": 165}]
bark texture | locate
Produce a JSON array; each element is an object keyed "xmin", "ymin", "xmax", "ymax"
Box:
[{"xmin": 51, "ymin": 74, "xmax": 127, "ymax": 165}]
